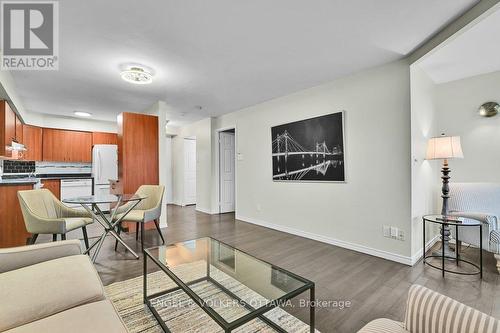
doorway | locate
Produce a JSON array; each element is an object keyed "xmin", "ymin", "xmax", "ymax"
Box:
[
  {"xmin": 184, "ymin": 138, "xmax": 196, "ymax": 205},
  {"xmin": 218, "ymin": 129, "xmax": 235, "ymax": 213}
]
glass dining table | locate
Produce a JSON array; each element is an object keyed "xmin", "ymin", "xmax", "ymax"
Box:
[{"xmin": 63, "ymin": 194, "xmax": 147, "ymax": 263}]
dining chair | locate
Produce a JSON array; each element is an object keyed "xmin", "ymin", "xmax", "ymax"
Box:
[
  {"xmin": 114, "ymin": 185, "xmax": 165, "ymax": 251},
  {"xmin": 17, "ymin": 189, "xmax": 93, "ymax": 249}
]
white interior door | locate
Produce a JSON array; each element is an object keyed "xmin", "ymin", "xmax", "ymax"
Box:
[
  {"xmin": 219, "ymin": 132, "xmax": 235, "ymax": 213},
  {"xmin": 184, "ymin": 139, "xmax": 197, "ymax": 205}
]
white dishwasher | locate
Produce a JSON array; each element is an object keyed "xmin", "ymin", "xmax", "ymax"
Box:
[{"xmin": 60, "ymin": 179, "xmax": 93, "ymax": 208}]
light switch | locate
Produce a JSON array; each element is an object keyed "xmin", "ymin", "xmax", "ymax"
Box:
[{"xmin": 237, "ymin": 153, "xmax": 244, "ymax": 161}]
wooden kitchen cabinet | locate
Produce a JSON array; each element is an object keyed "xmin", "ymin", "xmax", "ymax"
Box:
[
  {"xmin": 43, "ymin": 128, "xmax": 92, "ymax": 162},
  {"xmin": 22, "ymin": 125, "xmax": 43, "ymax": 161},
  {"xmin": 41, "ymin": 179, "xmax": 60, "ymax": 199},
  {"xmin": 0, "ymin": 100, "xmax": 16, "ymax": 156},
  {"xmin": 15, "ymin": 115, "xmax": 23, "ymax": 143},
  {"xmin": 0, "ymin": 184, "xmax": 33, "ymax": 248},
  {"xmin": 118, "ymin": 112, "xmax": 158, "ymax": 194},
  {"xmin": 92, "ymin": 131, "xmax": 118, "ymax": 145},
  {"xmin": 118, "ymin": 112, "xmax": 158, "ymax": 232}
]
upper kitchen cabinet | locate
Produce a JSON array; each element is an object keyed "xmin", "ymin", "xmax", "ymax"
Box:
[
  {"xmin": 92, "ymin": 131, "xmax": 118, "ymax": 145},
  {"xmin": 22, "ymin": 125, "xmax": 43, "ymax": 161},
  {"xmin": 15, "ymin": 115, "xmax": 23, "ymax": 143},
  {"xmin": 43, "ymin": 128, "xmax": 92, "ymax": 162},
  {"xmin": 0, "ymin": 100, "xmax": 16, "ymax": 156}
]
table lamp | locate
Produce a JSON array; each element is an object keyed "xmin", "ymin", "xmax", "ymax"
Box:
[{"xmin": 425, "ymin": 134, "xmax": 464, "ymax": 256}]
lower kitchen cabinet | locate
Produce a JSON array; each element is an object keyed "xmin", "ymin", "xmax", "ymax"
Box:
[
  {"xmin": 0, "ymin": 184, "xmax": 33, "ymax": 248},
  {"xmin": 41, "ymin": 179, "xmax": 60, "ymax": 199}
]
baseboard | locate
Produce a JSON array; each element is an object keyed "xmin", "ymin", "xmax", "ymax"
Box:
[
  {"xmin": 410, "ymin": 234, "xmax": 440, "ymax": 265},
  {"xmin": 236, "ymin": 214, "xmax": 414, "ymax": 266},
  {"xmin": 196, "ymin": 206, "xmax": 217, "ymax": 214}
]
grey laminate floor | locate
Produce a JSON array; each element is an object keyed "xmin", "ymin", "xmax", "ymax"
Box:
[{"xmin": 42, "ymin": 204, "xmax": 499, "ymax": 333}]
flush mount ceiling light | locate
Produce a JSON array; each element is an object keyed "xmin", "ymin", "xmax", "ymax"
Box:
[
  {"xmin": 74, "ymin": 111, "xmax": 92, "ymax": 117},
  {"xmin": 120, "ymin": 66, "xmax": 153, "ymax": 84}
]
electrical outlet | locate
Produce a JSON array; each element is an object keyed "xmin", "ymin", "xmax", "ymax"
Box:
[
  {"xmin": 390, "ymin": 226, "xmax": 398, "ymax": 238},
  {"xmin": 383, "ymin": 225, "xmax": 390, "ymax": 237},
  {"xmin": 398, "ymin": 229, "xmax": 405, "ymax": 241}
]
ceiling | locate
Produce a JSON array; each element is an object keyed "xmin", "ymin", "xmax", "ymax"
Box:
[
  {"xmin": 11, "ymin": 0, "xmax": 477, "ymax": 126},
  {"xmin": 419, "ymin": 5, "xmax": 500, "ymax": 84}
]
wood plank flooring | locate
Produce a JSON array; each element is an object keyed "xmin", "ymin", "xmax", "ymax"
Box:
[{"xmin": 39, "ymin": 205, "xmax": 500, "ymax": 333}]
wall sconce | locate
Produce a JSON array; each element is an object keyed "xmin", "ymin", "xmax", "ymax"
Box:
[{"xmin": 478, "ymin": 102, "xmax": 499, "ymax": 117}]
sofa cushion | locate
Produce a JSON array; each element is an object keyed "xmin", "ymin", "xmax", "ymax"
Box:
[
  {"xmin": 5, "ymin": 300, "xmax": 128, "ymax": 333},
  {"xmin": 358, "ymin": 318, "xmax": 408, "ymax": 333},
  {"xmin": 0, "ymin": 254, "xmax": 105, "ymax": 331}
]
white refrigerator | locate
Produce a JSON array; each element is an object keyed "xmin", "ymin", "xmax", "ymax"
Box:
[{"xmin": 92, "ymin": 145, "xmax": 118, "ymax": 210}]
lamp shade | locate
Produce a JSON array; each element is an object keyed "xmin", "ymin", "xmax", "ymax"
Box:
[{"xmin": 425, "ymin": 136, "xmax": 464, "ymax": 160}]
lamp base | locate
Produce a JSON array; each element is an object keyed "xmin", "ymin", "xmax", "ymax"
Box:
[
  {"xmin": 434, "ymin": 160, "xmax": 456, "ymax": 258},
  {"xmin": 432, "ymin": 225, "xmax": 455, "ymax": 260}
]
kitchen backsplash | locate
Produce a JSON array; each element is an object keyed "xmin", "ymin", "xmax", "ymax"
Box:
[
  {"xmin": 2, "ymin": 160, "xmax": 36, "ymax": 174},
  {"xmin": 0, "ymin": 161, "xmax": 91, "ymax": 175},
  {"xmin": 35, "ymin": 162, "xmax": 92, "ymax": 175}
]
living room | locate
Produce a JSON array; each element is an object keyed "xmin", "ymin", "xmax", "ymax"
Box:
[{"xmin": 1, "ymin": 1, "xmax": 500, "ymax": 333}]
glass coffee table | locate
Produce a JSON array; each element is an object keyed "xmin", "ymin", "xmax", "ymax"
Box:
[{"xmin": 143, "ymin": 237, "xmax": 315, "ymax": 332}]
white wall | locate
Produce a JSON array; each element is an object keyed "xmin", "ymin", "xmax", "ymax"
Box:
[
  {"xmin": 410, "ymin": 65, "xmax": 440, "ymax": 258},
  {"xmin": 30, "ymin": 112, "xmax": 117, "ymax": 132},
  {"xmin": 435, "ymin": 70, "xmax": 500, "ymax": 182},
  {"xmin": 171, "ymin": 118, "xmax": 213, "ymax": 212},
  {"xmin": 212, "ymin": 60, "xmax": 413, "ymax": 262}
]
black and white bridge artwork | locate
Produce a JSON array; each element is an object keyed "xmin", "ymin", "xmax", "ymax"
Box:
[{"xmin": 271, "ymin": 112, "xmax": 345, "ymax": 182}]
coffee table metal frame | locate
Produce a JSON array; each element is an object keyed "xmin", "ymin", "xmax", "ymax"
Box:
[
  {"xmin": 422, "ymin": 215, "xmax": 483, "ymax": 278},
  {"xmin": 64, "ymin": 195, "xmax": 144, "ymax": 263},
  {"xmin": 143, "ymin": 237, "xmax": 315, "ymax": 333}
]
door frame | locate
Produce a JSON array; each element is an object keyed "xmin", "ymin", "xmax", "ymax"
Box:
[
  {"xmin": 215, "ymin": 126, "xmax": 237, "ymax": 214},
  {"xmin": 183, "ymin": 137, "xmax": 197, "ymax": 206}
]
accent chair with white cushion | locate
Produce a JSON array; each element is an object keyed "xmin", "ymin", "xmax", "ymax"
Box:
[
  {"xmin": 17, "ymin": 189, "xmax": 93, "ymax": 248},
  {"xmin": 358, "ymin": 284, "xmax": 499, "ymax": 333},
  {"xmin": 114, "ymin": 184, "xmax": 165, "ymax": 251},
  {"xmin": 447, "ymin": 183, "xmax": 500, "ymax": 273},
  {"xmin": 0, "ymin": 240, "xmax": 128, "ymax": 332}
]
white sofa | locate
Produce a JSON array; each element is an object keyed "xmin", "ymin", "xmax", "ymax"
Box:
[
  {"xmin": 448, "ymin": 182, "xmax": 500, "ymax": 273},
  {"xmin": 358, "ymin": 284, "xmax": 499, "ymax": 333},
  {"xmin": 0, "ymin": 240, "xmax": 128, "ymax": 332}
]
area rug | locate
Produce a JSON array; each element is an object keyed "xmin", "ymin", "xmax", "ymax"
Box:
[{"xmin": 104, "ymin": 261, "xmax": 318, "ymax": 332}]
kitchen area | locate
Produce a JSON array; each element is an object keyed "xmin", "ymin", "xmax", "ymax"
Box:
[{"xmin": 0, "ymin": 99, "xmax": 119, "ymax": 248}]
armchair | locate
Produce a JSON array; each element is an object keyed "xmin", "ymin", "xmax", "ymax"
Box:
[
  {"xmin": 448, "ymin": 183, "xmax": 500, "ymax": 273},
  {"xmin": 358, "ymin": 284, "xmax": 499, "ymax": 332},
  {"xmin": 17, "ymin": 189, "xmax": 93, "ymax": 249},
  {"xmin": 113, "ymin": 185, "xmax": 165, "ymax": 251}
]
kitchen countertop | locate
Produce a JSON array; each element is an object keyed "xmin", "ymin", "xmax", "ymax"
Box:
[
  {"xmin": 0, "ymin": 178, "xmax": 39, "ymax": 185},
  {"xmin": 0, "ymin": 174, "xmax": 93, "ymax": 185},
  {"xmin": 37, "ymin": 174, "xmax": 93, "ymax": 180}
]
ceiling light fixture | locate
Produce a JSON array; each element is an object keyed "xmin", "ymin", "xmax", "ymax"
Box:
[
  {"xmin": 74, "ymin": 111, "xmax": 92, "ymax": 117},
  {"xmin": 120, "ymin": 66, "xmax": 153, "ymax": 84}
]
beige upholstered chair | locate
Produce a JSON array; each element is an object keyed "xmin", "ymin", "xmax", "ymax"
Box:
[
  {"xmin": 114, "ymin": 185, "xmax": 165, "ymax": 251},
  {"xmin": 358, "ymin": 284, "xmax": 499, "ymax": 332},
  {"xmin": 17, "ymin": 189, "xmax": 93, "ymax": 249}
]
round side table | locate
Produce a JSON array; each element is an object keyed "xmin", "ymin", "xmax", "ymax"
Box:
[{"xmin": 422, "ymin": 214, "xmax": 482, "ymax": 278}]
